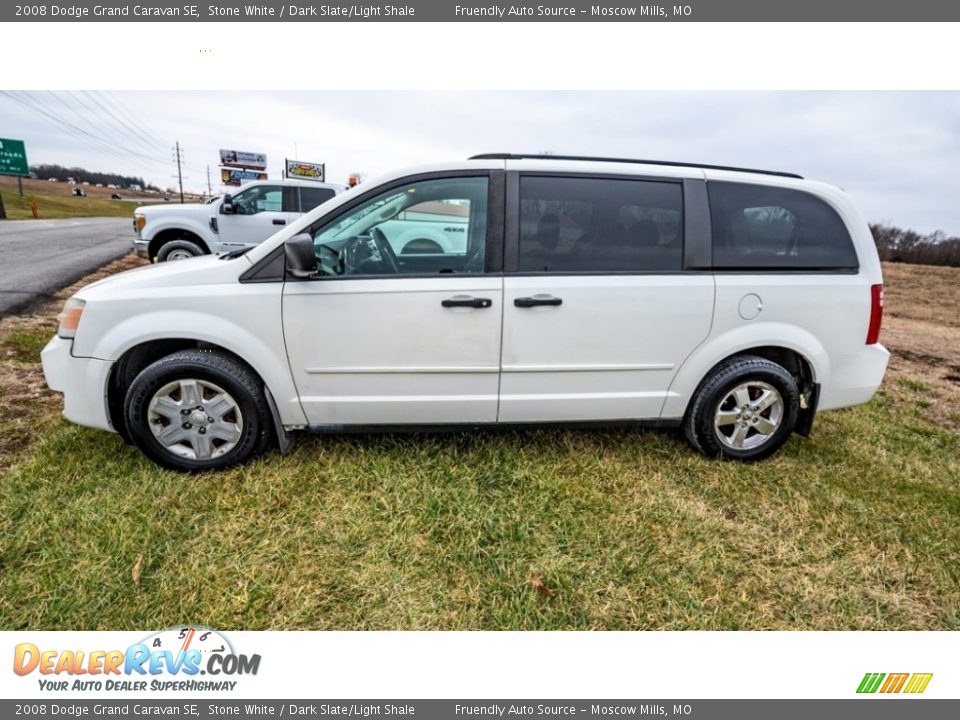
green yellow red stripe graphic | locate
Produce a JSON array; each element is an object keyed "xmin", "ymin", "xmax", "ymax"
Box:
[{"xmin": 857, "ymin": 672, "xmax": 933, "ymax": 694}]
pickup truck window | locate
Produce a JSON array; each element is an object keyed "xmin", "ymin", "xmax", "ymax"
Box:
[
  {"xmin": 311, "ymin": 177, "xmax": 488, "ymax": 277},
  {"xmin": 299, "ymin": 186, "xmax": 337, "ymax": 212},
  {"xmin": 231, "ymin": 185, "xmax": 282, "ymax": 215}
]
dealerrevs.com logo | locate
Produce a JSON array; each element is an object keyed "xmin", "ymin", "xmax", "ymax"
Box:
[{"xmin": 13, "ymin": 627, "xmax": 260, "ymax": 692}]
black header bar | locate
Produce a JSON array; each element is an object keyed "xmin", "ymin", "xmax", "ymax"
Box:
[{"xmin": 4, "ymin": 0, "xmax": 960, "ymax": 22}]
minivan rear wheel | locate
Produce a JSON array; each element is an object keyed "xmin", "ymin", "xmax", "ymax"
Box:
[
  {"xmin": 124, "ymin": 350, "xmax": 272, "ymax": 472},
  {"xmin": 683, "ymin": 355, "xmax": 799, "ymax": 461}
]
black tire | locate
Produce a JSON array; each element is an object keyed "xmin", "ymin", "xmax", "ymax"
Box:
[
  {"xmin": 156, "ymin": 239, "xmax": 205, "ymax": 262},
  {"xmin": 124, "ymin": 350, "xmax": 272, "ymax": 472},
  {"xmin": 683, "ymin": 355, "xmax": 800, "ymax": 462},
  {"xmin": 400, "ymin": 238, "xmax": 444, "ymax": 255}
]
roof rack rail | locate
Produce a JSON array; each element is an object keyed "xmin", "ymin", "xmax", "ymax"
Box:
[{"xmin": 468, "ymin": 153, "xmax": 803, "ymax": 180}]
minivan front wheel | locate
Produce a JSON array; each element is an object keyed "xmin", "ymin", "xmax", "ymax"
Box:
[
  {"xmin": 683, "ymin": 356, "xmax": 799, "ymax": 461},
  {"xmin": 124, "ymin": 350, "xmax": 272, "ymax": 472}
]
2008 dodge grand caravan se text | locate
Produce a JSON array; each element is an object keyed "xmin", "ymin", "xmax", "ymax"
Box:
[{"xmin": 41, "ymin": 155, "xmax": 890, "ymax": 472}]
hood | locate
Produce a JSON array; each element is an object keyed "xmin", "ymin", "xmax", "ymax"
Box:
[
  {"xmin": 76, "ymin": 254, "xmax": 251, "ymax": 300},
  {"xmin": 135, "ymin": 201, "xmax": 217, "ymax": 217}
]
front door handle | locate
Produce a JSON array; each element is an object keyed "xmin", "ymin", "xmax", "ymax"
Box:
[
  {"xmin": 272, "ymin": 219, "xmax": 286, "ymax": 226},
  {"xmin": 442, "ymin": 296, "xmax": 493, "ymax": 309},
  {"xmin": 514, "ymin": 295, "xmax": 563, "ymax": 308}
]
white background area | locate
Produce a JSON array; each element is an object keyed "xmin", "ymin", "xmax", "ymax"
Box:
[
  {"xmin": 1, "ymin": 631, "xmax": 956, "ymax": 698},
  {"xmin": 1, "ymin": 22, "xmax": 958, "ymax": 91}
]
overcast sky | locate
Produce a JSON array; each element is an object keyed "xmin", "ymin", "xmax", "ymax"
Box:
[{"xmin": 2, "ymin": 91, "xmax": 957, "ymax": 234}]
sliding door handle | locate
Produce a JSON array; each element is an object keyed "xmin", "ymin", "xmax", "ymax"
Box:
[
  {"xmin": 514, "ymin": 295, "xmax": 562, "ymax": 308},
  {"xmin": 442, "ymin": 296, "xmax": 493, "ymax": 309}
]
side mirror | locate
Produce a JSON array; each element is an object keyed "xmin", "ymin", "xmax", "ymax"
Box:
[
  {"xmin": 221, "ymin": 194, "xmax": 235, "ymax": 214},
  {"xmin": 285, "ymin": 234, "xmax": 317, "ymax": 278}
]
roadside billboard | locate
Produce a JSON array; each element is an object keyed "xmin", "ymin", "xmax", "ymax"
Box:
[
  {"xmin": 0, "ymin": 137, "xmax": 29, "ymax": 177},
  {"xmin": 219, "ymin": 149, "xmax": 267, "ymax": 170},
  {"xmin": 221, "ymin": 168, "xmax": 268, "ymax": 186},
  {"xmin": 285, "ymin": 159, "xmax": 326, "ymax": 182}
]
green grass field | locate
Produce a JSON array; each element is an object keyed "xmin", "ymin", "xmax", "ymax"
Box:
[
  {"xmin": 2, "ymin": 257, "xmax": 959, "ymax": 631},
  {"xmin": 0, "ymin": 185, "xmax": 142, "ymax": 219},
  {"xmin": 1, "ymin": 324, "xmax": 959, "ymax": 631}
]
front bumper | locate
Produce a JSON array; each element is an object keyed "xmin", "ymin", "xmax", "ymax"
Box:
[
  {"xmin": 132, "ymin": 237, "xmax": 149, "ymax": 258},
  {"xmin": 41, "ymin": 336, "xmax": 115, "ymax": 432}
]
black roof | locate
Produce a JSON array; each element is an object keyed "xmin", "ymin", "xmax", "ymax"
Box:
[{"xmin": 469, "ymin": 153, "xmax": 803, "ymax": 180}]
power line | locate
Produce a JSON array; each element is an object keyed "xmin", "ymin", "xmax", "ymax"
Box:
[
  {"xmin": 2, "ymin": 90, "xmax": 198, "ymax": 189},
  {"xmin": 14, "ymin": 91, "xmax": 176, "ymax": 169},
  {"xmin": 94, "ymin": 91, "xmax": 209, "ymax": 177},
  {"xmin": 92, "ymin": 90, "xmax": 169, "ymax": 152},
  {"xmin": 102, "ymin": 90, "xmax": 176, "ymax": 151},
  {"xmin": 99, "ymin": 92, "xmax": 208, "ymax": 178},
  {"xmin": 5, "ymin": 90, "xmax": 213, "ymax": 193},
  {"xmin": 50, "ymin": 91, "xmax": 159, "ymax": 165},
  {"xmin": 76, "ymin": 90, "xmax": 171, "ymax": 154},
  {"xmin": 5, "ymin": 90, "xmax": 168, "ymax": 171}
]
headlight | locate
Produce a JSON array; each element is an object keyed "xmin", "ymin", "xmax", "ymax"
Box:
[
  {"xmin": 135, "ymin": 214, "xmax": 146, "ymax": 232},
  {"xmin": 57, "ymin": 297, "xmax": 86, "ymax": 339}
]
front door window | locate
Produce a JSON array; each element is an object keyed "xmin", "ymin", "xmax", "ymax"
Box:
[
  {"xmin": 230, "ymin": 185, "xmax": 282, "ymax": 215},
  {"xmin": 310, "ymin": 177, "xmax": 488, "ymax": 277}
]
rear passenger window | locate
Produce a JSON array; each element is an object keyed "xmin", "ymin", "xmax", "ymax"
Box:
[
  {"xmin": 709, "ymin": 182, "xmax": 858, "ymax": 270},
  {"xmin": 299, "ymin": 187, "xmax": 336, "ymax": 212},
  {"xmin": 518, "ymin": 177, "xmax": 683, "ymax": 273}
]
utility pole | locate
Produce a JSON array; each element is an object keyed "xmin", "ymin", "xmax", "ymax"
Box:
[
  {"xmin": 174, "ymin": 141, "xmax": 184, "ymax": 204},
  {"xmin": 206, "ymin": 165, "xmax": 212, "ymax": 198}
]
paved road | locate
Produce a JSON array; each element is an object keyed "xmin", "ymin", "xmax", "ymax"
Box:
[{"xmin": 0, "ymin": 217, "xmax": 132, "ymax": 315}]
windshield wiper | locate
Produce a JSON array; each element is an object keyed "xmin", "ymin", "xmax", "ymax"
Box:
[{"xmin": 219, "ymin": 248, "xmax": 252, "ymax": 260}]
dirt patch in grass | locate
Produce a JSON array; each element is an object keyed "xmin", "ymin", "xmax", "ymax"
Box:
[
  {"xmin": 0, "ymin": 254, "xmax": 147, "ymax": 471},
  {"xmin": 881, "ymin": 262, "xmax": 960, "ymax": 435}
]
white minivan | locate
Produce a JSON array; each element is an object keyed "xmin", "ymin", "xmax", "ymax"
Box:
[{"xmin": 42, "ymin": 155, "xmax": 889, "ymax": 471}]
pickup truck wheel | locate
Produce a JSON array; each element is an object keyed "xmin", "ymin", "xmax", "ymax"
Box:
[
  {"xmin": 400, "ymin": 238, "xmax": 443, "ymax": 255},
  {"xmin": 157, "ymin": 239, "xmax": 204, "ymax": 262},
  {"xmin": 124, "ymin": 350, "xmax": 272, "ymax": 472},
  {"xmin": 683, "ymin": 355, "xmax": 800, "ymax": 462}
]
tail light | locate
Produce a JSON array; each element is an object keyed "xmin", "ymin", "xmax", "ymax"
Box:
[{"xmin": 866, "ymin": 283, "xmax": 884, "ymax": 344}]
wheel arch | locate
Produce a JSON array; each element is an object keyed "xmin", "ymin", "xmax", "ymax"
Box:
[
  {"xmin": 147, "ymin": 228, "xmax": 211, "ymax": 261},
  {"xmin": 106, "ymin": 333, "xmax": 304, "ymax": 445},
  {"xmin": 392, "ymin": 227, "xmax": 454, "ymax": 254},
  {"xmin": 662, "ymin": 323, "xmax": 827, "ymax": 422}
]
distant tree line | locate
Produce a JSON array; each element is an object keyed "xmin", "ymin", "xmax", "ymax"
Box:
[
  {"xmin": 29, "ymin": 163, "xmax": 160, "ymax": 191},
  {"xmin": 871, "ymin": 224, "xmax": 960, "ymax": 268}
]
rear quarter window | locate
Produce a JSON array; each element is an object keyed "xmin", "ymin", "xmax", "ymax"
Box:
[
  {"xmin": 708, "ymin": 181, "xmax": 859, "ymax": 270},
  {"xmin": 299, "ymin": 187, "xmax": 337, "ymax": 213}
]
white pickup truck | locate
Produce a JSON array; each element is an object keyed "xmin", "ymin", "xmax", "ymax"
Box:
[{"xmin": 133, "ymin": 179, "xmax": 346, "ymax": 261}]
